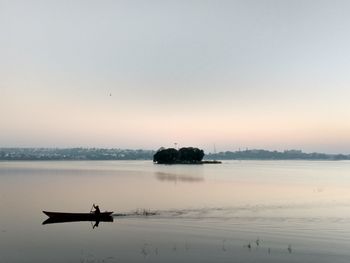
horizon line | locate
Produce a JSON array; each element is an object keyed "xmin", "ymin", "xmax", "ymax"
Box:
[{"xmin": 0, "ymin": 147, "xmax": 349, "ymax": 156}]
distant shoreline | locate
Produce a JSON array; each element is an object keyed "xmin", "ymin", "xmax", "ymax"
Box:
[
  {"xmin": 0, "ymin": 159, "xmax": 349, "ymax": 162},
  {"xmin": 0, "ymin": 148, "xmax": 349, "ymax": 161}
]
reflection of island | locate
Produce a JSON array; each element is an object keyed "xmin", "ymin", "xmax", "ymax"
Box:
[
  {"xmin": 155, "ymin": 172, "xmax": 204, "ymax": 183},
  {"xmin": 153, "ymin": 147, "xmax": 221, "ymax": 164}
]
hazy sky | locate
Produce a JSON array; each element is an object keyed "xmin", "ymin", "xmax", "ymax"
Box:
[{"xmin": 1, "ymin": 0, "xmax": 350, "ymax": 153}]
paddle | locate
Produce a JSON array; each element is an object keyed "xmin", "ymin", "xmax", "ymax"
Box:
[{"xmin": 90, "ymin": 204, "xmax": 94, "ymax": 214}]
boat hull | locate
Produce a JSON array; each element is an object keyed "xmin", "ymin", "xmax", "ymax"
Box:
[{"xmin": 42, "ymin": 211, "xmax": 114, "ymax": 224}]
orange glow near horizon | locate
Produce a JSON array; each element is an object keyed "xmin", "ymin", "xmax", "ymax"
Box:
[{"xmin": 2, "ymin": 1, "xmax": 350, "ymax": 153}]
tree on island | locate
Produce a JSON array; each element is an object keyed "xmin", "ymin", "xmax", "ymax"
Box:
[
  {"xmin": 153, "ymin": 147, "xmax": 204, "ymax": 164},
  {"xmin": 178, "ymin": 147, "xmax": 204, "ymax": 162},
  {"xmin": 153, "ymin": 148, "xmax": 178, "ymax": 164}
]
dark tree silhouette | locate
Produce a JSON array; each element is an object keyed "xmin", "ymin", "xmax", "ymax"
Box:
[
  {"xmin": 153, "ymin": 147, "xmax": 204, "ymax": 164},
  {"xmin": 153, "ymin": 148, "xmax": 179, "ymax": 164},
  {"xmin": 178, "ymin": 147, "xmax": 204, "ymax": 162}
]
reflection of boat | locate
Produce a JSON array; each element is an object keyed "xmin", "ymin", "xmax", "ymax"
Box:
[
  {"xmin": 42, "ymin": 216, "xmax": 113, "ymax": 225},
  {"xmin": 42, "ymin": 211, "xmax": 114, "ymax": 225}
]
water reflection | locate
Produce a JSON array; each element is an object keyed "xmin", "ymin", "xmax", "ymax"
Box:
[
  {"xmin": 1, "ymin": 161, "xmax": 350, "ymax": 262},
  {"xmin": 155, "ymin": 172, "xmax": 204, "ymax": 183},
  {"xmin": 42, "ymin": 216, "xmax": 113, "ymax": 226}
]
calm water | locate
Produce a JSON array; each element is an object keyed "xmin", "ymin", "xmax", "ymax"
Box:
[{"xmin": 0, "ymin": 160, "xmax": 350, "ymax": 262}]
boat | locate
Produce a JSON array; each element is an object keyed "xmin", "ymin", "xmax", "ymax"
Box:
[
  {"xmin": 42, "ymin": 211, "xmax": 114, "ymax": 225},
  {"xmin": 43, "ymin": 211, "xmax": 113, "ymax": 219}
]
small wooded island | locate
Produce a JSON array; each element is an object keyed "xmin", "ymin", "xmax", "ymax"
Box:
[{"xmin": 153, "ymin": 147, "xmax": 221, "ymax": 164}]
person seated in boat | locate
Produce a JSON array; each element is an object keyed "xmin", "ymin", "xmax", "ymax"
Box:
[{"xmin": 92, "ymin": 204, "xmax": 101, "ymax": 215}]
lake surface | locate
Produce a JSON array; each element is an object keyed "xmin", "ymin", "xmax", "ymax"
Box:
[{"xmin": 1, "ymin": 160, "xmax": 350, "ymax": 262}]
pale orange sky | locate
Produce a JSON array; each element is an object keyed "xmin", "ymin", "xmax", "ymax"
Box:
[{"xmin": 1, "ymin": 1, "xmax": 350, "ymax": 153}]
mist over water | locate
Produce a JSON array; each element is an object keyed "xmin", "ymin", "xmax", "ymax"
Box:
[{"xmin": 1, "ymin": 160, "xmax": 350, "ymax": 262}]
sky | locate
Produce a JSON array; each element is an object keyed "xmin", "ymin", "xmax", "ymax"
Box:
[{"xmin": 1, "ymin": 0, "xmax": 350, "ymax": 153}]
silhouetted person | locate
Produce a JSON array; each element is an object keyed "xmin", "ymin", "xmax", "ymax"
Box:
[{"xmin": 93, "ymin": 204, "xmax": 100, "ymax": 215}]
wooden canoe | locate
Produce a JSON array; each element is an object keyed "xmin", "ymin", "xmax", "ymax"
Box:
[{"xmin": 43, "ymin": 211, "xmax": 113, "ymax": 221}]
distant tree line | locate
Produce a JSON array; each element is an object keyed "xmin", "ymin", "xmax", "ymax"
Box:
[
  {"xmin": 0, "ymin": 148, "xmax": 155, "ymax": 161},
  {"xmin": 0, "ymin": 148, "xmax": 349, "ymax": 161},
  {"xmin": 205, "ymin": 149, "xmax": 350, "ymax": 160},
  {"xmin": 153, "ymin": 147, "xmax": 205, "ymax": 164}
]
